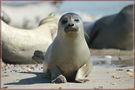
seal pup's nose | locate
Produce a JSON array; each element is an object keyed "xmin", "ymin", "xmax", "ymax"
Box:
[{"xmin": 68, "ymin": 23, "xmax": 74, "ymax": 27}]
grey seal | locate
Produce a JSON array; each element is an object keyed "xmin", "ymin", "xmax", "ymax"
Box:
[
  {"xmin": 2, "ymin": 1, "xmax": 62, "ymax": 29},
  {"xmin": 2, "ymin": 15, "xmax": 58, "ymax": 64},
  {"xmin": 89, "ymin": 5, "xmax": 133, "ymax": 50},
  {"xmin": 1, "ymin": 11, "xmax": 10, "ymax": 24},
  {"xmin": 33, "ymin": 13, "xmax": 92, "ymax": 83}
]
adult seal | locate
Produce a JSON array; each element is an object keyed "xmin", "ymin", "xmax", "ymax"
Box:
[
  {"xmin": 89, "ymin": 5, "xmax": 133, "ymax": 50},
  {"xmin": 33, "ymin": 13, "xmax": 92, "ymax": 83},
  {"xmin": 2, "ymin": 15, "xmax": 58, "ymax": 64}
]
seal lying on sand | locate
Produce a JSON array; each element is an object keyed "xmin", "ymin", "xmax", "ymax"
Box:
[
  {"xmin": 33, "ymin": 13, "xmax": 92, "ymax": 83},
  {"xmin": 88, "ymin": 5, "xmax": 133, "ymax": 50},
  {"xmin": 2, "ymin": 15, "xmax": 58, "ymax": 64},
  {"xmin": 2, "ymin": 1, "xmax": 62, "ymax": 29}
]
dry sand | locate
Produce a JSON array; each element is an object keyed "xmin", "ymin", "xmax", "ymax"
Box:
[{"xmin": 1, "ymin": 49, "xmax": 134, "ymax": 89}]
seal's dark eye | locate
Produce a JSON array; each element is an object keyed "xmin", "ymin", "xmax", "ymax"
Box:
[
  {"xmin": 74, "ymin": 19, "xmax": 79, "ymax": 22},
  {"xmin": 61, "ymin": 18, "xmax": 68, "ymax": 24}
]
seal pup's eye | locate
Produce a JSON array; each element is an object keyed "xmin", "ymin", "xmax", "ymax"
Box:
[
  {"xmin": 74, "ymin": 19, "xmax": 79, "ymax": 22},
  {"xmin": 61, "ymin": 18, "xmax": 68, "ymax": 24}
]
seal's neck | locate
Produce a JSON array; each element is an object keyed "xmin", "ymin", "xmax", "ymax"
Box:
[{"xmin": 56, "ymin": 32, "xmax": 86, "ymax": 46}]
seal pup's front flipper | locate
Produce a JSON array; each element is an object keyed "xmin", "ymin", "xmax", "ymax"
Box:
[
  {"xmin": 50, "ymin": 66, "xmax": 67, "ymax": 83},
  {"xmin": 75, "ymin": 64, "xmax": 90, "ymax": 83}
]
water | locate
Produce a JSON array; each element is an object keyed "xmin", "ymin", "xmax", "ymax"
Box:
[{"xmin": 59, "ymin": 1, "xmax": 133, "ymax": 16}]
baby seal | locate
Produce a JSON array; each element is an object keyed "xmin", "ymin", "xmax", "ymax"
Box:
[{"xmin": 33, "ymin": 13, "xmax": 92, "ymax": 83}]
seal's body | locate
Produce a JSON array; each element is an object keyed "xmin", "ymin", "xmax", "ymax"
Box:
[
  {"xmin": 2, "ymin": 15, "xmax": 58, "ymax": 64},
  {"xmin": 89, "ymin": 5, "xmax": 133, "ymax": 50},
  {"xmin": 33, "ymin": 13, "xmax": 92, "ymax": 83}
]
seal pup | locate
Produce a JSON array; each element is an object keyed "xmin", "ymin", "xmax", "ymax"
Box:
[{"xmin": 33, "ymin": 13, "xmax": 92, "ymax": 83}]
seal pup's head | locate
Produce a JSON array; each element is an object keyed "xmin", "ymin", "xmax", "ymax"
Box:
[{"xmin": 58, "ymin": 13, "xmax": 84, "ymax": 37}]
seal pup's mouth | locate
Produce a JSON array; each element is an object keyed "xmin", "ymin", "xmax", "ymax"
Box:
[{"xmin": 64, "ymin": 27, "xmax": 78, "ymax": 33}]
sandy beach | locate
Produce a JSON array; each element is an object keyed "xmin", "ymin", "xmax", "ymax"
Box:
[
  {"xmin": 1, "ymin": 1, "xmax": 134, "ymax": 89},
  {"xmin": 1, "ymin": 49, "xmax": 134, "ymax": 89}
]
